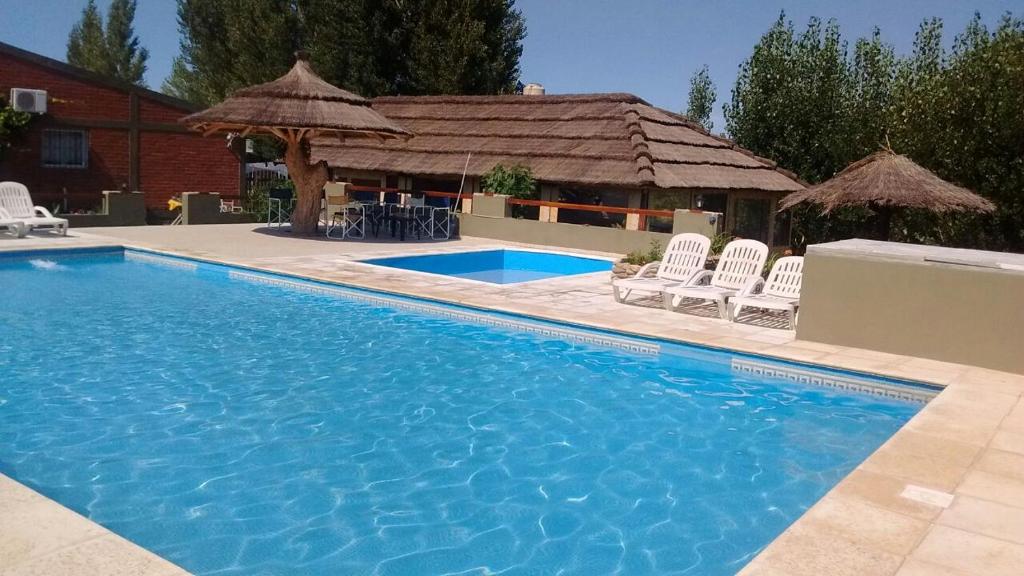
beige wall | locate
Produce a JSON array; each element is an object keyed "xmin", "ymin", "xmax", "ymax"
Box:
[
  {"xmin": 464, "ymin": 193, "xmax": 723, "ymax": 254},
  {"xmin": 797, "ymin": 248, "xmax": 1024, "ymax": 374},
  {"xmin": 458, "ymin": 213, "xmax": 673, "ymax": 254},
  {"xmin": 673, "ymin": 209, "xmax": 722, "ymax": 238},
  {"xmin": 65, "ymin": 191, "xmax": 147, "ymax": 227}
]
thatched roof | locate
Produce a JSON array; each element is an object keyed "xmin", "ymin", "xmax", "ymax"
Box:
[
  {"xmin": 779, "ymin": 150, "xmax": 995, "ymax": 213},
  {"xmin": 311, "ymin": 93, "xmax": 803, "ymax": 192},
  {"xmin": 181, "ymin": 54, "xmax": 410, "ymax": 140}
]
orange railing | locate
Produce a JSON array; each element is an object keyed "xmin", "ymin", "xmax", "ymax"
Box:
[{"xmin": 507, "ymin": 198, "xmax": 674, "ymax": 230}]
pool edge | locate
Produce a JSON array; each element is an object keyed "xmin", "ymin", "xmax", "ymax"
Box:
[{"xmin": 4, "ymin": 243, "xmax": 1021, "ymax": 576}]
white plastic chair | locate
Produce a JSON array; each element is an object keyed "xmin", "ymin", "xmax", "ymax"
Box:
[
  {"xmin": 0, "ymin": 182, "xmax": 68, "ymax": 235},
  {"xmin": 612, "ymin": 233, "xmax": 710, "ymax": 304},
  {"xmin": 729, "ymin": 256, "xmax": 804, "ymax": 329},
  {"xmin": 0, "ymin": 206, "xmax": 27, "ymax": 238},
  {"xmin": 662, "ymin": 239, "xmax": 769, "ymax": 319}
]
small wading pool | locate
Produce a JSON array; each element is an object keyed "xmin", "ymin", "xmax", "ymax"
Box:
[{"xmin": 360, "ymin": 249, "xmax": 612, "ymax": 284}]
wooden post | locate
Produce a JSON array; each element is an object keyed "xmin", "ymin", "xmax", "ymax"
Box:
[{"xmin": 625, "ymin": 190, "xmax": 642, "ymax": 231}]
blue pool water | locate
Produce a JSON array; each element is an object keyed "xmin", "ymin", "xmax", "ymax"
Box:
[
  {"xmin": 0, "ymin": 249, "xmax": 926, "ymax": 575},
  {"xmin": 361, "ymin": 249, "xmax": 612, "ymax": 283}
]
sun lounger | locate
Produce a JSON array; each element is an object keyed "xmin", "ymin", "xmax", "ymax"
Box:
[
  {"xmin": 0, "ymin": 206, "xmax": 27, "ymax": 238},
  {"xmin": 729, "ymin": 256, "xmax": 804, "ymax": 329},
  {"xmin": 612, "ymin": 233, "xmax": 711, "ymax": 304},
  {"xmin": 662, "ymin": 239, "xmax": 768, "ymax": 319},
  {"xmin": 0, "ymin": 181, "xmax": 68, "ymax": 235}
]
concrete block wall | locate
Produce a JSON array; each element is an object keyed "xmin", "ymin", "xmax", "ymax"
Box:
[{"xmin": 797, "ymin": 242, "xmax": 1024, "ymax": 374}]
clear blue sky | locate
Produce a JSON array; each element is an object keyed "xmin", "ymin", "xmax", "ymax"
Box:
[{"xmin": 1, "ymin": 0, "xmax": 1018, "ymax": 131}]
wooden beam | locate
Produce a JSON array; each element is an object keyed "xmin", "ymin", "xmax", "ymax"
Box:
[{"xmin": 128, "ymin": 91, "xmax": 140, "ymax": 191}]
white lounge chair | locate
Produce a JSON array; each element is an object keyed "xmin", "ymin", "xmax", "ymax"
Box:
[
  {"xmin": 0, "ymin": 206, "xmax": 27, "ymax": 238},
  {"xmin": 612, "ymin": 233, "xmax": 711, "ymax": 304},
  {"xmin": 0, "ymin": 182, "xmax": 68, "ymax": 236},
  {"xmin": 729, "ymin": 256, "xmax": 804, "ymax": 329},
  {"xmin": 662, "ymin": 239, "xmax": 769, "ymax": 319}
]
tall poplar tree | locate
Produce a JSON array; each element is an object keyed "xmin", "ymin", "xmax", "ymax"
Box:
[
  {"xmin": 685, "ymin": 65, "xmax": 716, "ymax": 131},
  {"xmin": 66, "ymin": 0, "xmax": 108, "ymax": 74},
  {"xmin": 726, "ymin": 11, "xmax": 1024, "ymax": 251},
  {"xmin": 67, "ymin": 0, "xmax": 148, "ymax": 85}
]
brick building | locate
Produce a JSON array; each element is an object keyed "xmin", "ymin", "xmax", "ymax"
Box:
[{"xmin": 0, "ymin": 41, "xmax": 242, "ymax": 213}]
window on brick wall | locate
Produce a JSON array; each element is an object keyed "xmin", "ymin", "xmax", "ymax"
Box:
[{"xmin": 41, "ymin": 129, "xmax": 89, "ymax": 168}]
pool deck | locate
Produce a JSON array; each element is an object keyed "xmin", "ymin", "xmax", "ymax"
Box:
[{"xmin": 1, "ymin": 224, "xmax": 1022, "ymax": 576}]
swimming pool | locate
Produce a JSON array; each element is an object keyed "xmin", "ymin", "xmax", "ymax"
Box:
[
  {"xmin": 0, "ymin": 248, "xmax": 931, "ymax": 575},
  {"xmin": 360, "ymin": 249, "xmax": 612, "ymax": 283}
]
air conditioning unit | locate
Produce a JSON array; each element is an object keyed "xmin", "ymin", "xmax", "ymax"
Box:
[{"xmin": 10, "ymin": 88, "xmax": 47, "ymax": 114}]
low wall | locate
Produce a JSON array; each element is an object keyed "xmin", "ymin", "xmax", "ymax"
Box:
[
  {"xmin": 64, "ymin": 191, "xmax": 147, "ymax": 227},
  {"xmin": 797, "ymin": 239, "xmax": 1024, "ymax": 374},
  {"xmin": 458, "ymin": 213, "xmax": 673, "ymax": 254},
  {"xmin": 181, "ymin": 192, "xmax": 257, "ymax": 225},
  {"xmin": 673, "ymin": 209, "xmax": 721, "ymax": 238},
  {"xmin": 462, "ymin": 194, "xmax": 722, "ymax": 254},
  {"xmin": 472, "ymin": 194, "xmax": 511, "ymax": 218}
]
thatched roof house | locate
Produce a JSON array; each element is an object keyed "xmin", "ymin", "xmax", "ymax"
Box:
[
  {"xmin": 313, "ymin": 93, "xmax": 800, "ymax": 191},
  {"xmin": 313, "ymin": 93, "xmax": 805, "ymax": 245}
]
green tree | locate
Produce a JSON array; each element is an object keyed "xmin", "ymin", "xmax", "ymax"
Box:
[
  {"xmin": 725, "ymin": 14, "xmax": 851, "ymax": 184},
  {"xmin": 67, "ymin": 0, "xmax": 148, "ymax": 85},
  {"xmin": 163, "ymin": 0, "xmax": 526, "ymax": 103},
  {"xmin": 889, "ymin": 14, "xmax": 1024, "ymax": 250},
  {"xmin": 66, "ymin": 0, "xmax": 107, "ymax": 74},
  {"xmin": 848, "ymin": 28, "xmax": 896, "ymax": 158},
  {"xmin": 727, "ymin": 11, "xmax": 1024, "ymax": 251},
  {"xmin": 685, "ymin": 65, "xmax": 716, "ymax": 130}
]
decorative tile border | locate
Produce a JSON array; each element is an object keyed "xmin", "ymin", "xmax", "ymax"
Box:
[
  {"xmin": 228, "ymin": 269, "xmax": 659, "ymax": 355},
  {"xmin": 731, "ymin": 358, "xmax": 938, "ymax": 403},
  {"xmin": 0, "ymin": 245, "xmax": 122, "ymax": 262},
  {"xmin": 125, "ymin": 251, "xmax": 199, "ymax": 270}
]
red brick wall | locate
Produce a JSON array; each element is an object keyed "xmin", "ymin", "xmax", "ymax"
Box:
[
  {"xmin": 1, "ymin": 53, "xmax": 130, "ymax": 121},
  {"xmin": 138, "ymin": 97, "xmax": 187, "ymax": 124},
  {"xmin": 0, "ymin": 49, "xmax": 239, "ymax": 211},
  {"xmin": 139, "ymin": 132, "xmax": 239, "ymax": 207}
]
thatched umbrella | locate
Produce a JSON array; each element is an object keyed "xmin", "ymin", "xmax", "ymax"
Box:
[
  {"xmin": 182, "ymin": 52, "xmax": 410, "ymax": 235},
  {"xmin": 778, "ymin": 149, "xmax": 995, "ymax": 240}
]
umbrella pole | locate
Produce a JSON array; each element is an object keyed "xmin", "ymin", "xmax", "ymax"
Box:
[
  {"xmin": 283, "ymin": 137, "xmax": 329, "ymax": 236},
  {"xmin": 874, "ymin": 205, "xmax": 894, "ymax": 241}
]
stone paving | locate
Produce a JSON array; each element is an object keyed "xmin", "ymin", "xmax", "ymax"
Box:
[{"xmin": 1, "ymin": 223, "xmax": 1022, "ymax": 576}]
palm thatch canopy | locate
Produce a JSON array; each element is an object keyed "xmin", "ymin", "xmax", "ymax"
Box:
[
  {"xmin": 181, "ymin": 53, "xmax": 410, "ymax": 141},
  {"xmin": 181, "ymin": 52, "xmax": 409, "ymax": 235},
  {"xmin": 778, "ymin": 150, "xmax": 994, "ymax": 213}
]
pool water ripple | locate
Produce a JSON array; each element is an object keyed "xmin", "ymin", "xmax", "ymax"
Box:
[{"xmin": 0, "ymin": 252, "xmax": 920, "ymax": 575}]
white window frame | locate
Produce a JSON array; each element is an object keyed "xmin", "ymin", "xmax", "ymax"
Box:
[{"xmin": 41, "ymin": 129, "xmax": 89, "ymax": 169}]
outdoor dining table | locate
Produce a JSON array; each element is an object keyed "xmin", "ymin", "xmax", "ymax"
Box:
[{"xmin": 365, "ymin": 203, "xmax": 415, "ymax": 241}]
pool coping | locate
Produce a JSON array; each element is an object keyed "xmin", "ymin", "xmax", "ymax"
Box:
[{"xmin": 2, "ymin": 242, "xmax": 1022, "ymax": 576}]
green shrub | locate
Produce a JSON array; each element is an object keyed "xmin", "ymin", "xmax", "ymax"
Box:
[
  {"xmin": 623, "ymin": 240, "xmax": 664, "ymax": 265},
  {"xmin": 0, "ymin": 98, "xmax": 31, "ymax": 163},
  {"xmin": 710, "ymin": 232, "xmax": 732, "ymax": 256},
  {"xmin": 482, "ymin": 164, "xmax": 536, "ymax": 199}
]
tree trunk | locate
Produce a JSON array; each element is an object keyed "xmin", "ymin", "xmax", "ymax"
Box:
[
  {"xmin": 283, "ymin": 140, "xmax": 328, "ymax": 235},
  {"xmin": 873, "ymin": 205, "xmax": 894, "ymax": 241}
]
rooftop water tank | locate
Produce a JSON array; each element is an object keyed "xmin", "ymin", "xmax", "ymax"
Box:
[{"xmin": 522, "ymin": 83, "xmax": 545, "ymax": 95}]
